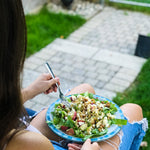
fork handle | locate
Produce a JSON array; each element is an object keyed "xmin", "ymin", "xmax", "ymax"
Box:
[{"xmin": 45, "ymin": 62, "xmax": 62, "ymax": 93}]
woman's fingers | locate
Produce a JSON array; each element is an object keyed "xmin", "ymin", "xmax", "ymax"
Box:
[
  {"xmin": 47, "ymin": 77, "xmax": 59, "ymax": 86},
  {"xmin": 92, "ymin": 142, "xmax": 99, "ymax": 148},
  {"xmin": 81, "ymin": 139, "xmax": 100, "ymax": 150},
  {"xmin": 68, "ymin": 143, "xmax": 82, "ymax": 150}
]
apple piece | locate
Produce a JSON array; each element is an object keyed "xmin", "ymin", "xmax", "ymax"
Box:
[
  {"xmin": 60, "ymin": 126, "xmax": 68, "ymax": 131},
  {"xmin": 66, "ymin": 128, "xmax": 74, "ymax": 135},
  {"xmin": 72, "ymin": 111, "xmax": 77, "ymax": 120}
]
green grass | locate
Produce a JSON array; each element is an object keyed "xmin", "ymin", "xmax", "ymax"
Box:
[
  {"xmin": 113, "ymin": 59, "xmax": 150, "ymax": 150},
  {"xmin": 126, "ymin": 0, "xmax": 150, "ymax": 3},
  {"xmin": 105, "ymin": 0, "xmax": 150, "ymax": 14},
  {"xmin": 25, "ymin": 8, "xmax": 86, "ymax": 57}
]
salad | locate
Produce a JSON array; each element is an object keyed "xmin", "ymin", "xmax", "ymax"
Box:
[{"xmin": 48, "ymin": 92, "xmax": 127, "ymax": 141}]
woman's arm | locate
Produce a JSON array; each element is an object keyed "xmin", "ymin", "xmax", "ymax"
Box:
[
  {"xmin": 22, "ymin": 73, "xmax": 59, "ymax": 103},
  {"xmin": 6, "ymin": 130, "xmax": 55, "ymax": 150}
]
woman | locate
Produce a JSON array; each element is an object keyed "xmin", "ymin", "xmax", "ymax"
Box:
[
  {"xmin": 0, "ymin": 0, "xmax": 59, "ymax": 149},
  {"xmin": 0, "ymin": 0, "xmax": 147, "ymax": 150},
  {"xmin": 0, "ymin": 1, "xmax": 98, "ymax": 149}
]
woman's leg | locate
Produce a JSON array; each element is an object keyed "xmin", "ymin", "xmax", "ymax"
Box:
[
  {"xmin": 120, "ymin": 103, "xmax": 143, "ymax": 123},
  {"xmin": 30, "ymin": 83, "xmax": 95, "ymax": 141},
  {"xmin": 98, "ymin": 103, "xmax": 143, "ymax": 150}
]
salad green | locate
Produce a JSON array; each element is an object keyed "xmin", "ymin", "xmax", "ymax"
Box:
[{"xmin": 47, "ymin": 92, "xmax": 127, "ymax": 141}]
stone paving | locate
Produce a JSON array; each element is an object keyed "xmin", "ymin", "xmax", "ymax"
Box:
[
  {"xmin": 23, "ymin": 7, "xmax": 149, "ymax": 111},
  {"xmin": 68, "ymin": 7, "xmax": 150, "ymax": 55}
]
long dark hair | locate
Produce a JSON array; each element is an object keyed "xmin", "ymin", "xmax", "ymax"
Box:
[{"xmin": 0, "ymin": 0, "xmax": 27, "ymax": 148}]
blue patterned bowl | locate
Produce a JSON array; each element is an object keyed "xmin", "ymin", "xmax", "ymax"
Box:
[{"xmin": 46, "ymin": 94, "xmax": 125, "ymax": 142}]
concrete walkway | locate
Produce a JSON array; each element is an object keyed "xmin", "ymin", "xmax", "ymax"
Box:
[{"xmin": 23, "ymin": 7, "xmax": 149, "ymax": 111}]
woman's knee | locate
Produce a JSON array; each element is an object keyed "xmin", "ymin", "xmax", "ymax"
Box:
[
  {"xmin": 120, "ymin": 103, "xmax": 143, "ymax": 123},
  {"xmin": 121, "ymin": 103, "xmax": 142, "ymax": 111},
  {"xmin": 66, "ymin": 83, "xmax": 95, "ymax": 95},
  {"xmin": 80, "ymin": 83, "xmax": 95, "ymax": 94}
]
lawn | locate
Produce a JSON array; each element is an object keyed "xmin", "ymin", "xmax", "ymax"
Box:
[
  {"xmin": 25, "ymin": 8, "xmax": 86, "ymax": 57},
  {"xmin": 126, "ymin": 0, "xmax": 150, "ymax": 3},
  {"xmin": 113, "ymin": 59, "xmax": 150, "ymax": 150},
  {"xmin": 106, "ymin": 0, "xmax": 150, "ymax": 14}
]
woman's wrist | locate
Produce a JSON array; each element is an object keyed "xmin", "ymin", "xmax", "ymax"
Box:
[{"xmin": 22, "ymin": 86, "xmax": 35, "ymax": 103}]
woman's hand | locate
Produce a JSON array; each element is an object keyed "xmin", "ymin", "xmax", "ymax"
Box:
[
  {"xmin": 68, "ymin": 139, "xmax": 100, "ymax": 150},
  {"xmin": 22, "ymin": 73, "xmax": 60, "ymax": 102},
  {"xmin": 81, "ymin": 139, "xmax": 100, "ymax": 150},
  {"xmin": 68, "ymin": 143, "xmax": 82, "ymax": 150}
]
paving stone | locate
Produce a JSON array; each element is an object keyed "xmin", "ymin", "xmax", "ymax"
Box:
[
  {"xmin": 47, "ymin": 61, "xmax": 63, "ymax": 71},
  {"xmin": 95, "ymin": 81, "xmax": 106, "ymax": 89},
  {"xmin": 22, "ymin": 69, "xmax": 40, "ymax": 88},
  {"xmin": 119, "ymin": 67, "xmax": 140, "ymax": 76},
  {"xmin": 50, "ymin": 68, "xmax": 61, "ymax": 77},
  {"xmin": 61, "ymin": 65, "xmax": 74, "ymax": 73},
  {"xmin": 35, "ymin": 65, "xmax": 47, "ymax": 73},
  {"xmin": 24, "ymin": 61, "xmax": 37, "ymax": 70},
  {"xmin": 31, "ymin": 103, "xmax": 45, "ymax": 111},
  {"xmin": 58, "ymin": 72, "xmax": 72, "ymax": 80},
  {"xmin": 84, "ymin": 71, "xmax": 98, "ymax": 79},
  {"xmin": 71, "ymin": 68, "xmax": 86, "ymax": 76},
  {"xmin": 24, "ymin": 101, "xmax": 35, "ymax": 109},
  {"xmin": 41, "ymin": 47, "xmax": 58, "ymax": 56},
  {"xmin": 32, "ymin": 94, "xmax": 50, "ymax": 105},
  {"xmin": 22, "ymin": 0, "xmax": 47, "ymax": 14},
  {"xmin": 104, "ymin": 83, "xmax": 126, "ymax": 93},
  {"xmin": 62, "ymin": 59, "xmax": 74, "ymax": 65},
  {"xmin": 110, "ymin": 77, "xmax": 131, "ymax": 87},
  {"xmin": 80, "ymin": 40, "xmax": 92, "ymax": 45},
  {"xmin": 49, "ymin": 55, "xmax": 63, "ymax": 63},
  {"xmin": 84, "ymin": 65, "xmax": 98, "ymax": 72},
  {"xmin": 46, "ymin": 95, "xmax": 59, "ymax": 105},
  {"xmin": 59, "ymin": 72, "xmax": 85, "ymax": 83},
  {"xmin": 97, "ymin": 68, "xmax": 109, "ymax": 75},
  {"xmin": 108, "ymin": 70, "xmax": 117, "ymax": 77},
  {"xmin": 72, "ymin": 56, "xmax": 84, "ymax": 64},
  {"xmin": 94, "ymin": 88, "xmax": 116, "ymax": 100},
  {"xmin": 84, "ymin": 78, "xmax": 99, "ymax": 87},
  {"xmin": 93, "ymin": 50, "xmax": 146, "ymax": 71},
  {"xmin": 84, "ymin": 59, "xmax": 96, "ymax": 66},
  {"xmin": 115, "ymin": 72, "xmax": 136, "ymax": 82},
  {"xmin": 60, "ymin": 78, "xmax": 81, "ymax": 91},
  {"xmin": 25, "ymin": 56, "xmax": 45, "ymax": 66},
  {"xmin": 97, "ymin": 74, "xmax": 112, "ymax": 82},
  {"xmin": 34, "ymin": 51, "xmax": 51, "ymax": 60},
  {"xmin": 72, "ymin": 62, "xmax": 87, "ymax": 70},
  {"xmin": 107, "ymin": 65, "xmax": 120, "ymax": 72},
  {"xmin": 50, "ymin": 38, "xmax": 99, "ymax": 59},
  {"xmin": 120, "ymin": 48, "xmax": 131, "ymax": 53},
  {"xmin": 68, "ymin": 36, "xmax": 81, "ymax": 42},
  {"xmin": 95, "ymin": 61, "xmax": 108, "ymax": 69},
  {"xmin": 54, "ymin": 51, "xmax": 66, "ymax": 57},
  {"xmin": 71, "ymin": 75, "xmax": 85, "ymax": 83}
]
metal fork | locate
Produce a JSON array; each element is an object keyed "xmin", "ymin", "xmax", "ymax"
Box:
[{"xmin": 45, "ymin": 62, "xmax": 71, "ymax": 108}]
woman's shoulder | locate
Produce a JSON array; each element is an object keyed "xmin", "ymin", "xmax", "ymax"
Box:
[{"xmin": 6, "ymin": 130, "xmax": 54, "ymax": 150}]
